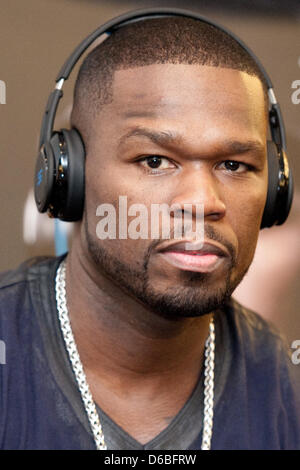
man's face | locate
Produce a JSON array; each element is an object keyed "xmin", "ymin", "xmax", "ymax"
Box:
[{"xmin": 81, "ymin": 64, "xmax": 268, "ymax": 318}]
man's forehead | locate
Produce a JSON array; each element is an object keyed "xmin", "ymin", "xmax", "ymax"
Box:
[
  {"xmin": 110, "ymin": 63, "xmax": 266, "ymax": 109},
  {"xmin": 100, "ymin": 64, "xmax": 267, "ymax": 136},
  {"xmin": 91, "ymin": 64, "xmax": 267, "ymax": 147}
]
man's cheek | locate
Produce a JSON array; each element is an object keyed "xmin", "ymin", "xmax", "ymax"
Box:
[
  {"xmin": 230, "ymin": 187, "xmax": 266, "ymax": 228},
  {"xmin": 229, "ymin": 194, "xmax": 264, "ymax": 259},
  {"xmin": 100, "ymin": 237, "xmax": 149, "ymax": 270}
]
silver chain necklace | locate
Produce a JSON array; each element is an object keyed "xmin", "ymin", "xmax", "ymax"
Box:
[{"xmin": 55, "ymin": 259, "xmax": 215, "ymax": 450}]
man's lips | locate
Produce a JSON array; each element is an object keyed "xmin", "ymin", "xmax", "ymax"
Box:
[
  {"xmin": 157, "ymin": 240, "xmax": 229, "ymax": 257},
  {"xmin": 156, "ymin": 240, "xmax": 229, "ymax": 273}
]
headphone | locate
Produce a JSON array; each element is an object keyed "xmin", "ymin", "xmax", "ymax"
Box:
[{"xmin": 34, "ymin": 7, "xmax": 293, "ymax": 228}]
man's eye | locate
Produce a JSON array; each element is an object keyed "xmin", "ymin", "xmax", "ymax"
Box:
[
  {"xmin": 139, "ymin": 156, "xmax": 175, "ymax": 171},
  {"xmin": 220, "ymin": 160, "xmax": 250, "ymax": 173}
]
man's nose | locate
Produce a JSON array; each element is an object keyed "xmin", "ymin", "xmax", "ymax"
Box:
[{"xmin": 170, "ymin": 167, "xmax": 226, "ymax": 222}]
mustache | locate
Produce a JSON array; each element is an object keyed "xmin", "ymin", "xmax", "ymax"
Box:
[{"xmin": 143, "ymin": 224, "xmax": 236, "ymax": 270}]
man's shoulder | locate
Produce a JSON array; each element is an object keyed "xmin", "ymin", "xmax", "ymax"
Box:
[
  {"xmin": 0, "ymin": 256, "xmax": 63, "ymax": 323},
  {"xmin": 227, "ymin": 296, "xmax": 284, "ymax": 336},
  {"xmin": 226, "ymin": 296, "xmax": 290, "ymax": 352},
  {"xmin": 215, "ymin": 298, "xmax": 300, "ymax": 450},
  {"xmin": 224, "ymin": 297, "xmax": 295, "ymax": 376},
  {"xmin": 0, "ymin": 255, "xmax": 65, "ymax": 370},
  {"xmin": 0, "ymin": 256, "xmax": 63, "ymax": 292}
]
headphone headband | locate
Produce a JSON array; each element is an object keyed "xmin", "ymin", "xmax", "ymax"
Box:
[
  {"xmin": 56, "ymin": 8, "xmax": 273, "ymax": 83},
  {"xmin": 39, "ymin": 7, "xmax": 286, "ymax": 151}
]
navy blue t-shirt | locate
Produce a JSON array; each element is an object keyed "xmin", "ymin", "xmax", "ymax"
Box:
[{"xmin": 0, "ymin": 256, "xmax": 299, "ymax": 450}]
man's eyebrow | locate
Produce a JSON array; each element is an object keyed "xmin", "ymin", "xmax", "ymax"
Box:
[
  {"xmin": 119, "ymin": 126, "xmax": 265, "ymax": 159},
  {"xmin": 119, "ymin": 127, "xmax": 181, "ymax": 147},
  {"xmin": 221, "ymin": 140, "xmax": 266, "ymax": 159}
]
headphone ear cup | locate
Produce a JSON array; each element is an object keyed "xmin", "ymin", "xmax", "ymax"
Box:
[
  {"xmin": 260, "ymin": 140, "xmax": 280, "ymax": 229},
  {"xmin": 34, "ymin": 129, "xmax": 85, "ymax": 221},
  {"xmin": 261, "ymin": 141, "xmax": 294, "ymax": 229},
  {"xmin": 58, "ymin": 128, "xmax": 85, "ymax": 221},
  {"xmin": 284, "ymin": 163, "xmax": 294, "ymax": 223},
  {"xmin": 34, "ymin": 140, "xmax": 55, "ymax": 214}
]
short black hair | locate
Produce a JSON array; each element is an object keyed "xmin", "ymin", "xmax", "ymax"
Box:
[{"xmin": 71, "ymin": 16, "xmax": 268, "ymax": 146}]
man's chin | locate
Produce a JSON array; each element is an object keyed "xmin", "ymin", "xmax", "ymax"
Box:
[
  {"xmin": 133, "ymin": 283, "xmax": 234, "ymax": 319},
  {"xmin": 84, "ymin": 223, "xmax": 242, "ymax": 319}
]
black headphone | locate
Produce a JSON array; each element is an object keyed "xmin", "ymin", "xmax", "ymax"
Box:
[{"xmin": 34, "ymin": 7, "xmax": 293, "ymax": 228}]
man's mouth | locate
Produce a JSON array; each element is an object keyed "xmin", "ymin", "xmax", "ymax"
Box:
[{"xmin": 157, "ymin": 241, "xmax": 229, "ymax": 273}]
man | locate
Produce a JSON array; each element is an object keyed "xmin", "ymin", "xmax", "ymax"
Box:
[{"xmin": 0, "ymin": 14, "xmax": 299, "ymax": 450}]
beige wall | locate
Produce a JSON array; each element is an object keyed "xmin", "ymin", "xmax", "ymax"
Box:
[{"xmin": 0, "ymin": 0, "xmax": 299, "ymax": 342}]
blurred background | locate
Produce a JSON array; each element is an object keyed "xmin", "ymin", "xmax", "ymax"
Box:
[{"xmin": 0, "ymin": 0, "xmax": 299, "ymax": 344}]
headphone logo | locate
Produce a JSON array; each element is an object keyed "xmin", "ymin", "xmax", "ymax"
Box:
[{"xmin": 36, "ymin": 168, "xmax": 43, "ymax": 187}]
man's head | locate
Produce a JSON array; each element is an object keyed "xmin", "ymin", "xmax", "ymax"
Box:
[{"xmin": 71, "ymin": 16, "xmax": 269, "ymax": 319}]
